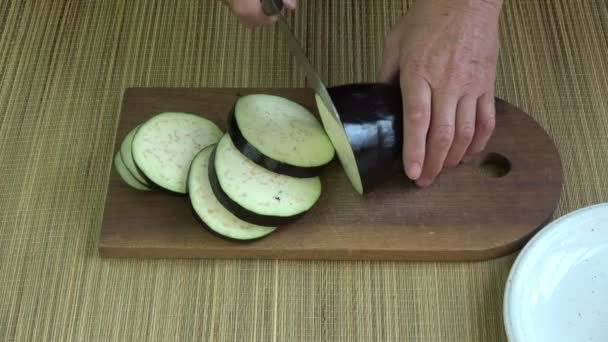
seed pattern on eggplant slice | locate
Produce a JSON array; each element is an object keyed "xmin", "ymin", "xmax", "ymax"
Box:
[
  {"xmin": 228, "ymin": 108, "xmax": 325, "ymax": 178},
  {"xmin": 188, "ymin": 146, "xmax": 277, "ymax": 240},
  {"xmin": 233, "ymin": 94, "xmax": 334, "ymax": 169},
  {"xmin": 131, "ymin": 112, "xmax": 222, "ymax": 194},
  {"xmin": 213, "ymin": 134, "xmax": 321, "ymax": 219}
]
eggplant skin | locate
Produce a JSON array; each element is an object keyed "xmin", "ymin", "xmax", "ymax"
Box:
[
  {"xmin": 207, "ymin": 148, "xmax": 308, "ymax": 227},
  {"xmin": 328, "ymin": 83, "xmax": 404, "ymax": 192},
  {"xmin": 227, "ymin": 108, "xmax": 324, "ymax": 178}
]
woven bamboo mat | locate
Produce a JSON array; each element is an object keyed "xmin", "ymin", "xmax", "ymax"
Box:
[{"xmin": 1, "ymin": 0, "xmax": 607, "ymax": 340}]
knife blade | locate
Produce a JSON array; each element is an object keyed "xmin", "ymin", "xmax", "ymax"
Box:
[{"xmin": 261, "ymin": 0, "xmax": 342, "ymax": 123}]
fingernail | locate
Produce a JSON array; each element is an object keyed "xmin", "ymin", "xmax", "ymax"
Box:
[
  {"xmin": 406, "ymin": 162, "xmax": 422, "ymax": 180},
  {"xmin": 416, "ymin": 177, "xmax": 433, "ymax": 187}
]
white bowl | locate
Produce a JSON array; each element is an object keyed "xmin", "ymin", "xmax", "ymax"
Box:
[{"xmin": 504, "ymin": 203, "xmax": 608, "ymax": 342}]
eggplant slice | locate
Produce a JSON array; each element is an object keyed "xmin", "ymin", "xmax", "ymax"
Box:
[
  {"xmin": 228, "ymin": 94, "xmax": 335, "ymax": 178},
  {"xmin": 114, "ymin": 152, "xmax": 150, "ymax": 191},
  {"xmin": 209, "ymin": 134, "xmax": 321, "ymax": 226},
  {"xmin": 188, "ymin": 145, "xmax": 276, "ymax": 240},
  {"xmin": 316, "ymin": 83, "xmax": 404, "ymax": 194},
  {"xmin": 131, "ymin": 112, "xmax": 223, "ymax": 194},
  {"xmin": 120, "ymin": 125, "xmax": 150, "ymax": 186}
]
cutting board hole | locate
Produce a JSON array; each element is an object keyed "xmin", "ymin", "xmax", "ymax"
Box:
[{"xmin": 479, "ymin": 153, "xmax": 511, "ymax": 178}]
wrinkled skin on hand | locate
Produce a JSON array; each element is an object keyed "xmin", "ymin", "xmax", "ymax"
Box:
[
  {"xmin": 379, "ymin": 0, "xmax": 503, "ymax": 187},
  {"xmin": 224, "ymin": 0, "xmax": 503, "ymax": 188}
]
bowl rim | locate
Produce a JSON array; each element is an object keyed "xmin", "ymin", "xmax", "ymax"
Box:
[{"xmin": 503, "ymin": 202, "xmax": 608, "ymax": 341}]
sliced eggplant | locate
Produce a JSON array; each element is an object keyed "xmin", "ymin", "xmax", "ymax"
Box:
[
  {"xmin": 120, "ymin": 125, "xmax": 149, "ymax": 186},
  {"xmin": 188, "ymin": 145, "xmax": 276, "ymax": 240},
  {"xmin": 114, "ymin": 152, "xmax": 150, "ymax": 191},
  {"xmin": 209, "ymin": 134, "xmax": 321, "ymax": 226},
  {"xmin": 131, "ymin": 112, "xmax": 222, "ymax": 194},
  {"xmin": 228, "ymin": 94, "xmax": 335, "ymax": 178},
  {"xmin": 315, "ymin": 83, "xmax": 403, "ymax": 194}
]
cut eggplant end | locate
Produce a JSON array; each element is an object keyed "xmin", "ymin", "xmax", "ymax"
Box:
[
  {"xmin": 315, "ymin": 83, "xmax": 405, "ymax": 194},
  {"xmin": 120, "ymin": 125, "xmax": 150, "ymax": 186},
  {"xmin": 231, "ymin": 94, "xmax": 335, "ymax": 171},
  {"xmin": 131, "ymin": 112, "xmax": 223, "ymax": 194},
  {"xmin": 326, "ymin": 83, "xmax": 404, "ymax": 192},
  {"xmin": 210, "ymin": 134, "xmax": 320, "ymax": 226},
  {"xmin": 314, "ymin": 94, "xmax": 364, "ymax": 194},
  {"xmin": 188, "ymin": 145, "xmax": 277, "ymax": 240},
  {"xmin": 114, "ymin": 152, "xmax": 151, "ymax": 191}
]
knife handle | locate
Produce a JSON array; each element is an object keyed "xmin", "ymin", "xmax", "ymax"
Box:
[{"xmin": 261, "ymin": 0, "xmax": 283, "ymax": 16}]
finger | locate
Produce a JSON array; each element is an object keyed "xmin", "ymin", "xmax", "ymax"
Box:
[
  {"xmin": 401, "ymin": 72, "xmax": 432, "ymax": 181},
  {"xmin": 242, "ymin": 12, "xmax": 279, "ymax": 27},
  {"xmin": 465, "ymin": 92, "xmax": 496, "ymax": 157},
  {"xmin": 416, "ymin": 91, "xmax": 459, "ymax": 187},
  {"xmin": 378, "ymin": 34, "xmax": 401, "ymax": 82},
  {"xmin": 283, "ymin": 0, "xmax": 297, "ymax": 10},
  {"xmin": 444, "ymin": 95, "xmax": 476, "ymax": 167},
  {"xmin": 232, "ymin": 1, "xmax": 279, "ymax": 27}
]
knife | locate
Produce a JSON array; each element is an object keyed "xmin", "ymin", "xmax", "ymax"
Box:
[{"xmin": 261, "ymin": 0, "xmax": 342, "ymax": 124}]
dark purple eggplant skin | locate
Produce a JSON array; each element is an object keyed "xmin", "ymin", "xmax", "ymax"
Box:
[
  {"xmin": 327, "ymin": 83, "xmax": 405, "ymax": 192},
  {"xmin": 207, "ymin": 147, "xmax": 307, "ymax": 227},
  {"xmin": 227, "ymin": 108, "xmax": 324, "ymax": 178}
]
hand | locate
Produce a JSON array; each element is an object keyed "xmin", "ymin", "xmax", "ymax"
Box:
[
  {"xmin": 223, "ymin": 0, "xmax": 297, "ymax": 27},
  {"xmin": 379, "ymin": 0, "xmax": 503, "ymax": 187}
]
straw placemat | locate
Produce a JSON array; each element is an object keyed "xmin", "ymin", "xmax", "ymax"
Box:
[{"xmin": 1, "ymin": 0, "xmax": 607, "ymax": 340}]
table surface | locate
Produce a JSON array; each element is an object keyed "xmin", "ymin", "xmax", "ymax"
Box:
[{"xmin": 1, "ymin": 1, "xmax": 607, "ymax": 341}]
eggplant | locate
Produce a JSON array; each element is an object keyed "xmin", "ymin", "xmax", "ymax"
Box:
[
  {"xmin": 188, "ymin": 145, "xmax": 277, "ymax": 240},
  {"xmin": 131, "ymin": 112, "xmax": 223, "ymax": 194},
  {"xmin": 315, "ymin": 83, "xmax": 404, "ymax": 194},
  {"xmin": 209, "ymin": 134, "xmax": 321, "ymax": 227},
  {"xmin": 120, "ymin": 125, "xmax": 151, "ymax": 186},
  {"xmin": 113, "ymin": 152, "xmax": 151, "ymax": 191},
  {"xmin": 228, "ymin": 94, "xmax": 335, "ymax": 178}
]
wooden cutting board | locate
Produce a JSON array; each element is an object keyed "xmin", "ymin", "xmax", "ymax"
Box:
[{"xmin": 99, "ymin": 87, "xmax": 563, "ymax": 261}]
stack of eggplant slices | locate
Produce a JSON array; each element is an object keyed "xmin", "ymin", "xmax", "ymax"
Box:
[{"xmin": 114, "ymin": 86, "xmax": 402, "ymax": 241}]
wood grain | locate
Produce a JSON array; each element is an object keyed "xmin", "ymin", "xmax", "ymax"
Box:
[{"xmin": 99, "ymin": 87, "xmax": 563, "ymax": 261}]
